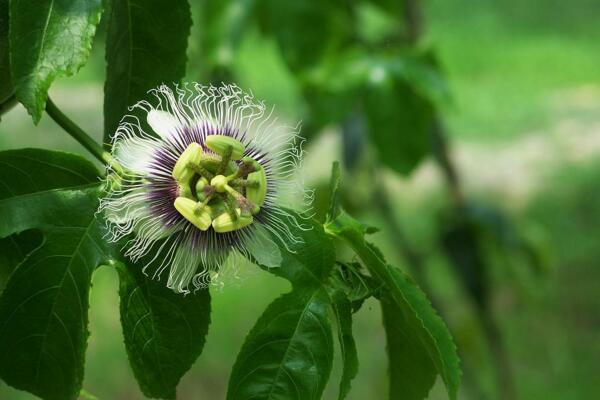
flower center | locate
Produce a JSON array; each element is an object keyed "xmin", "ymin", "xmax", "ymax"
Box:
[{"xmin": 171, "ymin": 135, "xmax": 267, "ymax": 233}]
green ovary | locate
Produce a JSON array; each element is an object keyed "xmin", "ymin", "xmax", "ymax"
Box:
[{"xmin": 171, "ymin": 136, "xmax": 267, "ymax": 232}]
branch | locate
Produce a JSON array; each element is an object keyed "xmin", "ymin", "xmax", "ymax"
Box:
[{"xmin": 45, "ymin": 97, "xmax": 113, "ymax": 166}]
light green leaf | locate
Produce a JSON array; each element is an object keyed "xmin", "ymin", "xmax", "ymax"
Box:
[
  {"xmin": 331, "ymin": 291, "xmax": 358, "ymax": 400},
  {"xmin": 9, "ymin": 0, "xmax": 103, "ymax": 122},
  {"xmin": 227, "ymin": 287, "xmax": 334, "ymax": 400},
  {"xmin": 104, "ymin": 0, "xmax": 191, "ymax": 143},
  {"xmin": 116, "ymin": 258, "xmax": 211, "ymax": 400}
]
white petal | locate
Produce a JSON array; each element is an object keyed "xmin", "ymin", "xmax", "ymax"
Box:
[
  {"xmin": 246, "ymin": 225, "xmax": 282, "ymax": 269},
  {"xmin": 147, "ymin": 109, "xmax": 181, "ymax": 140},
  {"xmin": 113, "ymin": 137, "xmax": 155, "ymax": 173}
]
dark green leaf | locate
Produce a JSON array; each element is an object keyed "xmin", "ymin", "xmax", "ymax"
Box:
[
  {"xmin": 228, "ymin": 209, "xmax": 336, "ymax": 400},
  {"xmin": 328, "ymin": 212, "xmax": 460, "ymax": 399},
  {"xmin": 325, "ymin": 166, "xmax": 460, "ymax": 399},
  {"xmin": 227, "ymin": 287, "xmax": 334, "ymax": 400},
  {"xmin": 332, "ymin": 262, "xmax": 380, "ymax": 313},
  {"xmin": 0, "ymin": 149, "xmax": 109, "ymax": 400},
  {"xmin": 381, "ymin": 293, "xmax": 437, "ymax": 400},
  {"xmin": 0, "ymin": 148, "xmax": 100, "ymax": 200},
  {"xmin": 0, "ymin": 230, "xmax": 43, "ymax": 294},
  {"xmin": 364, "ymin": 75, "xmax": 434, "ymax": 175},
  {"xmin": 194, "ymin": 0, "xmax": 254, "ymax": 79},
  {"xmin": 0, "ymin": 0, "xmax": 11, "ymax": 103},
  {"xmin": 331, "ymin": 291, "xmax": 358, "ymax": 400},
  {"xmin": 104, "ymin": 0, "xmax": 191, "ymax": 143},
  {"xmin": 116, "ymin": 258, "xmax": 211, "ymax": 400},
  {"xmin": 257, "ymin": 0, "xmax": 350, "ymax": 71},
  {"xmin": 0, "ymin": 185, "xmax": 112, "ymax": 400},
  {"xmin": 9, "ymin": 0, "xmax": 103, "ymax": 122},
  {"xmin": 261, "ymin": 209, "xmax": 335, "ymax": 287}
]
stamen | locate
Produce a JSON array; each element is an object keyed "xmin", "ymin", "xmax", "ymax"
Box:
[{"xmin": 205, "ymin": 134, "xmax": 245, "ymax": 160}]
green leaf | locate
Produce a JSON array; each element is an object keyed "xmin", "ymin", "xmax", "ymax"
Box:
[
  {"xmin": 228, "ymin": 210, "xmax": 336, "ymax": 400},
  {"xmin": 331, "ymin": 291, "xmax": 358, "ymax": 400},
  {"xmin": 0, "ymin": 149, "xmax": 109, "ymax": 400},
  {"xmin": 0, "ymin": 230, "xmax": 43, "ymax": 294},
  {"xmin": 0, "ymin": 185, "xmax": 112, "ymax": 400},
  {"xmin": 116, "ymin": 258, "xmax": 211, "ymax": 400},
  {"xmin": 0, "ymin": 0, "xmax": 11, "ymax": 103},
  {"xmin": 104, "ymin": 0, "xmax": 191, "ymax": 143},
  {"xmin": 260, "ymin": 209, "xmax": 336, "ymax": 287},
  {"xmin": 227, "ymin": 287, "xmax": 334, "ymax": 400},
  {"xmin": 256, "ymin": 0, "xmax": 350, "ymax": 71},
  {"xmin": 381, "ymin": 293, "xmax": 437, "ymax": 400},
  {"xmin": 9, "ymin": 0, "xmax": 103, "ymax": 122},
  {"xmin": 364, "ymin": 74, "xmax": 434, "ymax": 175},
  {"xmin": 325, "ymin": 165, "xmax": 460, "ymax": 399},
  {"xmin": 0, "ymin": 148, "xmax": 100, "ymax": 200}
]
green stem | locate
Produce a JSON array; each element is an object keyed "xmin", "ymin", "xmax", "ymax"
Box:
[{"xmin": 45, "ymin": 97, "xmax": 113, "ymax": 166}]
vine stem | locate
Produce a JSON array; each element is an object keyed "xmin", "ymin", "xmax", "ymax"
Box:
[{"xmin": 45, "ymin": 97, "xmax": 114, "ymax": 167}]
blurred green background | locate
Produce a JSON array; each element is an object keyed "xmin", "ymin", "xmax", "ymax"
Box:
[{"xmin": 1, "ymin": 0, "xmax": 600, "ymax": 399}]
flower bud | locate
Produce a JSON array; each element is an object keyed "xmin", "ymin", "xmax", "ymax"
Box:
[
  {"xmin": 212, "ymin": 208, "xmax": 253, "ymax": 233},
  {"xmin": 205, "ymin": 135, "xmax": 245, "ymax": 160},
  {"xmin": 174, "ymin": 197, "xmax": 212, "ymax": 231},
  {"xmin": 173, "ymin": 142, "xmax": 203, "ymax": 181},
  {"xmin": 246, "ymin": 165, "xmax": 267, "ymax": 209}
]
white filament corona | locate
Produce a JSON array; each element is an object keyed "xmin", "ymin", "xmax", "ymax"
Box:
[{"xmin": 99, "ymin": 83, "xmax": 311, "ymax": 293}]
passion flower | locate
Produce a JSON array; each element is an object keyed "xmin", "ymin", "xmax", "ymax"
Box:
[{"xmin": 100, "ymin": 83, "xmax": 309, "ymax": 293}]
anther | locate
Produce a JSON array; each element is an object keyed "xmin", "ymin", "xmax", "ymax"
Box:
[
  {"xmin": 172, "ymin": 143, "xmax": 203, "ymax": 181},
  {"xmin": 174, "ymin": 197, "xmax": 212, "ymax": 231},
  {"xmin": 205, "ymin": 135, "xmax": 245, "ymax": 160}
]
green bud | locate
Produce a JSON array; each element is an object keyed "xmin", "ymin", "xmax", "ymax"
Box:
[
  {"xmin": 212, "ymin": 208, "xmax": 253, "ymax": 233},
  {"xmin": 174, "ymin": 197, "xmax": 212, "ymax": 231},
  {"xmin": 173, "ymin": 142, "xmax": 203, "ymax": 181},
  {"xmin": 205, "ymin": 135, "xmax": 245, "ymax": 160},
  {"xmin": 246, "ymin": 164, "xmax": 267, "ymax": 209}
]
